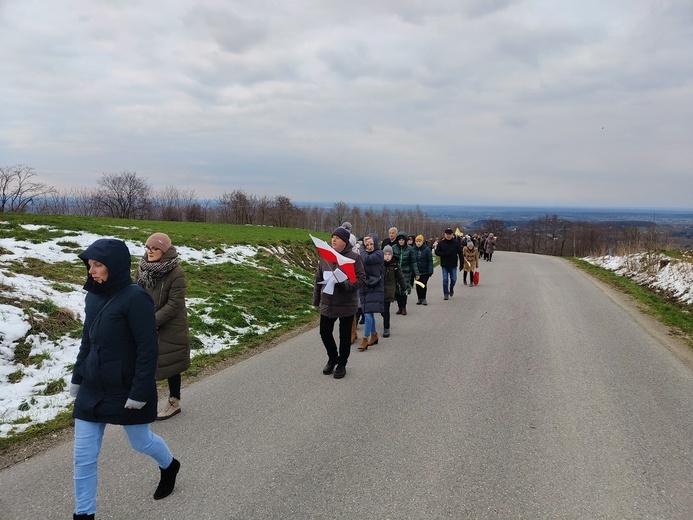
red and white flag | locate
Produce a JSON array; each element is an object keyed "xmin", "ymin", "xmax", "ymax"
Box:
[{"xmin": 310, "ymin": 234, "xmax": 357, "ymax": 282}]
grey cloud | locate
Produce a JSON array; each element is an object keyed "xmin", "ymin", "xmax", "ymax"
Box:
[
  {"xmin": 465, "ymin": 0, "xmax": 516, "ymax": 18},
  {"xmin": 317, "ymin": 42, "xmax": 377, "ymax": 79},
  {"xmin": 503, "ymin": 116, "xmax": 528, "ymax": 128},
  {"xmin": 185, "ymin": 5, "xmax": 268, "ymax": 54}
]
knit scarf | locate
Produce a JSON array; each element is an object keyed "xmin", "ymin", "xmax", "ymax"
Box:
[{"xmin": 137, "ymin": 257, "xmax": 179, "ymax": 289}]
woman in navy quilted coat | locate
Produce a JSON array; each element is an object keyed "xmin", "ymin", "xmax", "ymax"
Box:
[{"xmin": 70, "ymin": 238, "xmax": 180, "ymax": 519}]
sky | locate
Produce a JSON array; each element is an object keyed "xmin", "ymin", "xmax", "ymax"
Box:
[{"xmin": 1, "ymin": 0, "xmax": 692, "ymax": 208}]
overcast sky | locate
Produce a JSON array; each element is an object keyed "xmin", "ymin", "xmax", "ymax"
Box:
[{"xmin": 1, "ymin": 0, "xmax": 691, "ymax": 208}]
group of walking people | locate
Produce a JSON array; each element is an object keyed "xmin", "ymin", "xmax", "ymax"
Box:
[
  {"xmin": 313, "ymin": 224, "xmax": 496, "ymax": 380},
  {"xmin": 68, "ymin": 223, "xmax": 495, "ymax": 517}
]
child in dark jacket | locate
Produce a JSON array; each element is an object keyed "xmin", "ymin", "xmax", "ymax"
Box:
[{"xmin": 381, "ymin": 245, "xmax": 407, "ymax": 338}]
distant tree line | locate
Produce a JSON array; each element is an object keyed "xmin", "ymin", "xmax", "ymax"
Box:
[{"xmin": 2, "ymin": 165, "xmax": 677, "ymax": 256}]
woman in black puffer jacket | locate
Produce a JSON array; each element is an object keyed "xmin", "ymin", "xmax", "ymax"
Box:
[{"xmin": 70, "ymin": 238, "xmax": 180, "ymax": 519}]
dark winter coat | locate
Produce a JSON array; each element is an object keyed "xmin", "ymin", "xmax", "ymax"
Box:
[
  {"xmin": 435, "ymin": 236, "xmax": 463, "ymax": 269},
  {"xmin": 359, "ymin": 234, "xmax": 384, "ymax": 314},
  {"xmin": 312, "ymin": 241, "xmax": 366, "ymax": 318},
  {"xmin": 136, "ymin": 246, "xmax": 191, "ymax": 381},
  {"xmin": 414, "ymin": 243, "xmax": 434, "ymax": 276},
  {"xmin": 391, "ymin": 231, "xmax": 420, "ymax": 289},
  {"xmin": 383, "ymin": 259, "xmax": 407, "ymax": 303},
  {"xmin": 72, "ymin": 239, "xmax": 158, "ymax": 425}
]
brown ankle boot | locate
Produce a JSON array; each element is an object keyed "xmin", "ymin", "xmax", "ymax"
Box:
[
  {"xmin": 157, "ymin": 397, "xmax": 181, "ymax": 420},
  {"xmin": 368, "ymin": 333, "xmax": 379, "ymax": 346},
  {"xmin": 401, "ymin": 307, "xmax": 407, "ymax": 316},
  {"xmin": 358, "ymin": 337, "xmax": 369, "ymax": 350}
]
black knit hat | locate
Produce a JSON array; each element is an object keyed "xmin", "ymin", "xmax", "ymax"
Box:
[{"xmin": 332, "ymin": 227, "xmax": 350, "ymax": 244}]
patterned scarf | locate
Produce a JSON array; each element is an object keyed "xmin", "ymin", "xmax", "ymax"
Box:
[{"xmin": 137, "ymin": 257, "xmax": 179, "ymax": 289}]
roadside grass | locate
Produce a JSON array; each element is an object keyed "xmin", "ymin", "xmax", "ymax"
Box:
[
  {"xmin": 569, "ymin": 258, "xmax": 693, "ymax": 346},
  {"xmin": 1, "ymin": 213, "xmax": 325, "ymax": 456},
  {"xmin": 0, "ymin": 411, "xmax": 75, "ymax": 453}
]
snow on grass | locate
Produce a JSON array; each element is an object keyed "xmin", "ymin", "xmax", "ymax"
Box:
[
  {"xmin": 0, "ymin": 228, "xmax": 267, "ymax": 438},
  {"xmin": 583, "ymin": 252, "xmax": 693, "ymax": 306}
]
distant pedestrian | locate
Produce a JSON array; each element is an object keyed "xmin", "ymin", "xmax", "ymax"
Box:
[
  {"xmin": 435, "ymin": 228, "xmax": 463, "ymax": 300},
  {"xmin": 381, "ymin": 227, "xmax": 398, "ymax": 249},
  {"xmin": 71, "ymin": 238, "xmax": 180, "ymax": 519},
  {"xmin": 136, "ymin": 232, "xmax": 190, "ymax": 421},
  {"xmin": 392, "ymin": 231, "xmax": 420, "ymax": 315},
  {"xmin": 462, "ymin": 239, "xmax": 479, "ymax": 286},
  {"xmin": 413, "ymin": 235, "xmax": 433, "ymax": 305},
  {"xmin": 485, "ymin": 233, "xmax": 497, "ymax": 261},
  {"xmin": 312, "ymin": 227, "xmax": 366, "ymax": 379},
  {"xmin": 381, "ymin": 245, "xmax": 407, "ymax": 338},
  {"xmin": 480, "ymin": 233, "xmax": 488, "ymax": 261},
  {"xmin": 357, "ymin": 234, "xmax": 384, "ymax": 350}
]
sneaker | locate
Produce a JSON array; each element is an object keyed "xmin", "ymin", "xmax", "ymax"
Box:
[
  {"xmin": 157, "ymin": 397, "xmax": 181, "ymax": 420},
  {"xmin": 383, "ymin": 328, "xmax": 390, "ymax": 337},
  {"xmin": 416, "ymin": 299, "xmax": 423, "ymax": 305},
  {"xmin": 450, "ymin": 290, "xmax": 454, "ymax": 297},
  {"xmin": 422, "ymin": 299, "xmax": 427, "ymax": 306},
  {"xmin": 444, "ymin": 295, "xmax": 449, "ymax": 300},
  {"xmin": 463, "ymin": 280, "xmax": 467, "ymax": 285},
  {"xmin": 333, "ymin": 365, "xmax": 346, "ymax": 379}
]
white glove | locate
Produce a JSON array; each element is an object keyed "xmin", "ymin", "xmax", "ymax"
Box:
[
  {"xmin": 69, "ymin": 383, "xmax": 80, "ymax": 398},
  {"xmin": 124, "ymin": 398, "xmax": 146, "ymax": 409}
]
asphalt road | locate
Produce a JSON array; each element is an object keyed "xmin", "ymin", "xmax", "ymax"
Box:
[{"xmin": 2, "ymin": 252, "xmax": 692, "ymax": 519}]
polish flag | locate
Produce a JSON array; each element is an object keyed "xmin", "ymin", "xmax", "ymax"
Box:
[{"xmin": 310, "ymin": 234, "xmax": 357, "ymax": 282}]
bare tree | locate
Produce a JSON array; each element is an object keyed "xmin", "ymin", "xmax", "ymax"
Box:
[
  {"xmin": 270, "ymin": 195, "xmax": 298, "ymax": 228},
  {"xmin": 0, "ymin": 164, "xmax": 56, "ymax": 213},
  {"xmin": 154, "ymin": 185, "xmax": 198, "ymax": 221},
  {"xmin": 217, "ymin": 189, "xmax": 257, "ymax": 225},
  {"xmin": 93, "ymin": 171, "xmax": 153, "ymax": 219},
  {"xmin": 329, "ymin": 201, "xmax": 350, "ymax": 229}
]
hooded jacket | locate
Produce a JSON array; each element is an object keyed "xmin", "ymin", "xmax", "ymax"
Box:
[
  {"xmin": 391, "ymin": 231, "xmax": 420, "ymax": 288},
  {"xmin": 359, "ymin": 233, "xmax": 384, "ymax": 314},
  {"xmin": 71, "ymin": 238, "xmax": 159, "ymax": 425}
]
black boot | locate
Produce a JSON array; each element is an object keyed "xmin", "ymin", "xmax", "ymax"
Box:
[
  {"xmin": 74, "ymin": 515, "xmax": 95, "ymax": 520},
  {"xmin": 322, "ymin": 359, "xmax": 337, "ymax": 374},
  {"xmin": 153, "ymin": 458, "xmax": 180, "ymax": 500}
]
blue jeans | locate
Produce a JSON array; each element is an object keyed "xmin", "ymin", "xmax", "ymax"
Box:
[
  {"xmin": 364, "ymin": 312, "xmax": 376, "ymax": 336},
  {"xmin": 441, "ymin": 267, "xmax": 457, "ymax": 296},
  {"xmin": 74, "ymin": 419, "xmax": 173, "ymax": 515}
]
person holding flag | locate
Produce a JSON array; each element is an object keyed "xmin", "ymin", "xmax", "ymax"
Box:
[{"xmin": 312, "ymin": 227, "xmax": 366, "ymax": 379}]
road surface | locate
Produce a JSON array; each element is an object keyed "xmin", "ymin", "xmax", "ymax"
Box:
[{"xmin": 1, "ymin": 252, "xmax": 692, "ymax": 519}]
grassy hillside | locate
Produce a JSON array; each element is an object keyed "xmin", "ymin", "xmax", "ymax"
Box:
[{"xmin": 0, "ymin": 213, "xmax": 326, "ymax": 451}]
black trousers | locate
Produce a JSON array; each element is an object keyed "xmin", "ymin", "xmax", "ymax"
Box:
[
  {"xmin": 396, "ymin": 292, "xmax": 408, "ymax": 310},
  {"xmin": 167, "ymin": 373, "xmax": 181, "ymax": 399},
  {"xmin": 319, "ymin": 314, "xmax": 354, "ymax": 366},
  {"xmin": 415, "ymin": 274, "xmax": 430, "ymax": 300},
  {"xmin": 382, "ymin": 301, "xmax": 392, "ymax": 329}
]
